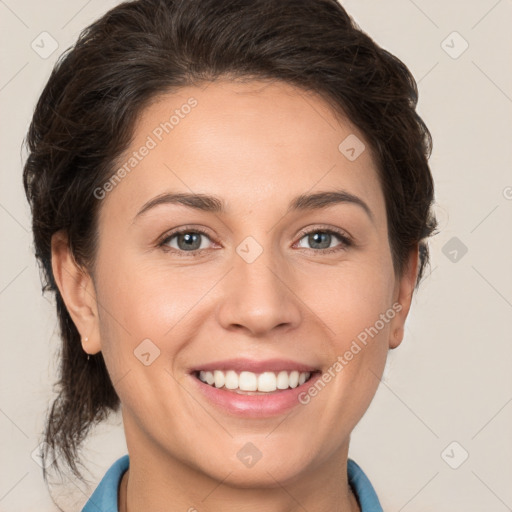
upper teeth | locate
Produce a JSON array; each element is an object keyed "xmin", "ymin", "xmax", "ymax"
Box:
[{"xmin": 198, "ymin": 370, "xmax": 311, "ymax": 393}]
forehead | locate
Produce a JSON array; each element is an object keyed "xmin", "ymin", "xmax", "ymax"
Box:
[{"xmin": 100, "ymin": 79, "xmax": 385, "ymax": 225}]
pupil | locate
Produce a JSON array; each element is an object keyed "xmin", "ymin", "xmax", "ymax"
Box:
[
  {"xmin": 179, "ymin": 233, "xmax": 200, "ymax": 250},
  {"xmin": 310, "ymin": 232, "xmax": 329, "ymax": 249}
]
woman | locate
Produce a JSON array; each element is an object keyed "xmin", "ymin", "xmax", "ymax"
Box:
[{"xmin": 23, "ymin": 0, "xmax": 437, "ymax": 510}]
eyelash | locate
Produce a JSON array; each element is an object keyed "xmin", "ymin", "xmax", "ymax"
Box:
[{"xmin": 158, "ymin": 225, "xmax": 353, "ymax": 258}]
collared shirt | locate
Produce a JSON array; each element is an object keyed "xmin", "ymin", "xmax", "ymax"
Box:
[{"xmin": 82, "ymin": 454, "xmax": 383, "ymax": 512}]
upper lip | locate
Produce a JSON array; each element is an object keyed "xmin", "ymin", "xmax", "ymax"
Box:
[{"xmin": 190, "ymin": 358, "xmax": 320, "ymax": 374}]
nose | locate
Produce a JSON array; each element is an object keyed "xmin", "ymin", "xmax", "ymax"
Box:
[{"xmin": 216, "ymin": 242, "xmax": 302, "ymax": 337}]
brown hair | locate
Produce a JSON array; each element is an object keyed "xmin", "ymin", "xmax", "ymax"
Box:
[{"xmin": 23, "ymin": 0, "xmax": 437, "ymax": 488}]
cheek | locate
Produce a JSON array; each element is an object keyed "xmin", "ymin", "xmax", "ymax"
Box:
[
  {"xmin": 96, "ymin": 256, "xmax": 191, "ymax": 336},
  {"xmin": 93, "ymin": 262, "xmax": 186, "ymax": 412},
  {"xmin": 307, "ymin": 262, "xmax": 395, "ymax": 404},
  {"xmin": 93, "ymin": 255, "xmax": 215, "ymax": 388},
  {"xmin": 311, "ymin": 259, "xmax": 395, "ymax": 338}
]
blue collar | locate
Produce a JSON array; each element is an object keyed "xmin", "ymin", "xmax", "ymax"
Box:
[{"xmin": 82, "ymin": 455, "xmax": 383, "ymax": 511}]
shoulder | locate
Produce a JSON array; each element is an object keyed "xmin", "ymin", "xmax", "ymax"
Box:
[
  {"xmin": 347, "ymin": 458, "xmax": 384, "ymax": 512},
  {"xmin": 81, "ymin": 454, "xmax": 129, "ymax": 512}
]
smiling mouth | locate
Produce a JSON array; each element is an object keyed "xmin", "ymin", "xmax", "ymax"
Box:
[{"xmin": 193, "ymin": 369, "xmax": 319, "ymax": 394}]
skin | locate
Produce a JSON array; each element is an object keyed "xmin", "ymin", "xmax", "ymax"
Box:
[{"xmin": 52, "ymin": 79, "xmax": 418, "ymax": 512}]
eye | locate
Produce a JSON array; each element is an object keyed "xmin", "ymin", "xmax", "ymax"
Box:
[
  {"xmin": 159, "ymin": 227, "xmax": 214, "ymax": 257},
  {"xmin": 295, "ymin": 227, "xmax": 352, "ymax": 254},
  {"xmin": 158, "ymin": 225, "xmax": 353, "ymax": 257}
]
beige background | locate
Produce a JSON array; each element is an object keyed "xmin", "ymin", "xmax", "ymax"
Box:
[{"xmin": 1, "ymin": 0, "xmax": 511, "ymax": 510}]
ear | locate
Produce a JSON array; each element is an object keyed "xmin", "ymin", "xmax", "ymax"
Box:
[
  {"xmin": 51, "ymin": 230, "xmax": 102, "ymax": 355},
  {"xmin": 388, "ymin": 244, "xmax": 420, "ymax": 350}
]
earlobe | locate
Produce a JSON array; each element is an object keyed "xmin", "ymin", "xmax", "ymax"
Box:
[
  {"xmin": 388, "ymin": 245, "xmax": 420, "ymax": 350},
  {"xmin": 51, "ymin": 230, "xmax": 102, "ymax": 355},
  {"xmin": 391, "ymin": 326, "xmax": 404, "ymax": 348}
]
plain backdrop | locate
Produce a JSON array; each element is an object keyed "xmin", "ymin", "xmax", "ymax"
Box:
[{"xmin": 1, "ymin": 0, "xmax": 511, "ymax": 511}]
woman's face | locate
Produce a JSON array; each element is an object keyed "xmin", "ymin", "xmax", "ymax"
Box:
[{"xmin": 76, "ymin": 80, "xmax": 417, "ymax": 485}]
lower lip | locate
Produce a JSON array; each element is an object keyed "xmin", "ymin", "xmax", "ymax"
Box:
[{"xmin": 189, "ymin": 372, "xmax": 322, "ymax": 418}]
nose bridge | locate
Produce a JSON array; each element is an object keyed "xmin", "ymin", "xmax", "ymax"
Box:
[
  {"xmin": 217, "ymin": 233, "xmax": 301, "ymax": 335},
  {"xmin": 235, "ymin": 234, "xmax": 286, "ymax": 309}
]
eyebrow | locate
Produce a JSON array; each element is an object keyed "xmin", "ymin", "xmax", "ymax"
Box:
[{"xmin": 134, "ymin": 189, "xmax": 374, "ymax": 223}]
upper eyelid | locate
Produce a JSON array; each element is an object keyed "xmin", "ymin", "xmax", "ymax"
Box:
[{"xmin": 296, "ymin": 225, "xmax": 351, "ymax": 239}]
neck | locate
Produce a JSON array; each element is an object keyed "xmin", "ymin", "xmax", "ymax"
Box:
[
  {"xmin": 118, "ymin": 450, "xmax": 360, "ymax": 512},
  {"xmin": 118, "ymin": 412, "xmax": 360, "ymax": 512}
]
